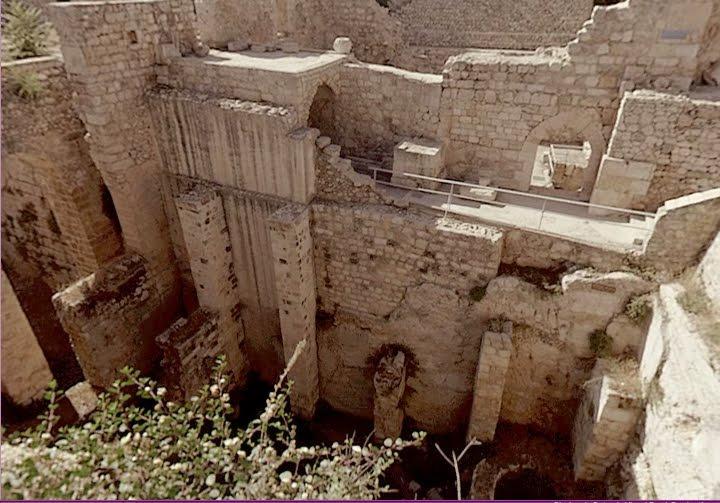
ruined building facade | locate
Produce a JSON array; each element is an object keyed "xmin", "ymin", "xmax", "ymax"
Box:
[{"xmin": 2, "ymin": 0, "xmax": 720, "ymax": 498}]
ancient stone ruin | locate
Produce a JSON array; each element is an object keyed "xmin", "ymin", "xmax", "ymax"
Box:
[{"xmin": 2, "ymin": 0, "xmax": 720, "ymax": 498}]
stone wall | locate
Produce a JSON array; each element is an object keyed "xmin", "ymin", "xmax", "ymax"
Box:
[
  {"xmin": 396, "ymin": 0, "xmax": 593, "ymax": 50},
  {"xmin": 313, "ymin": 202, "xmax": 503, "ymax": 318},
  {"xmin": 313, "ymin": 202, "xmax": 503, "ymax": 432},
  {"xmin": 1, "ymin": 270, "xmax": 53, "ymax": 406},
  {"xmin": 165, "ymin": 175, "xmax": 287, "ymax": 383},
  {"xmin": 473, "ymin": 271, "xmax": 652, "ymax": 433},
  {"xmin": 334, "ymin": 63, "xmax": 444, "ymax": 156},
  {"xmin": 442, "ymin": 0, "xmax": 714, "ymax": 192},
  {"xmin": 158, "ymin": 51, "xmax": 345, "ymax": 123},
  {"xmin": 643, "ymin": 188, "xmax": 720, "ymax": 275},
  {"xmin": 149, "ymin": 88, "xmax": 318, "ymax": 203},
  {"xmin": 466, "ymin": 327, "xmax": 512, "ymax": 441},
  {"xmin": 1, "ymin": 56, "xmax": 123, "ymax": 289},
  {"xmin": 193, "ymin": 0, "xmax": 594, "ymax": 71},
  {"xmin": 174, "ymin": 186, "xmax": 248, "ymax": 384},
  {"xmin": 592, "ymin": 90, "xmax": 720, "ymax": 211}
]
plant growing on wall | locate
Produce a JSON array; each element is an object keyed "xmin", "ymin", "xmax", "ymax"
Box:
[
  {"xmin": 469, "ymin": 285, "xmax": 487, "ymax": 303},
  {"xmin": 588, "ymin": 330, "xmax": 613, "ymax": 357},
  {"xmin": 2, "ymin": 0, "xmax": 50, "ymax": 60},
  {"xmin": 624, "ymin": 293, "xmax": 652, "ymax": 323},
  {"xmin": 8, "ymin": 71, "xmax": 44, "ymax": 100},
  {"xmin": 2, "ymin": 353, "xmax": 425, "ymax": 499}
]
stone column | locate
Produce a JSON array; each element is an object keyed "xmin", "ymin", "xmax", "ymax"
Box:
[
  {"xmin": 268, "ymin": 203, "xmax": 319, "ymax": 419},
  {"xmin": 156, "ymin": 309, "xmax": 226, "ymax": 399},
  {"xmin": 573, "ymin": 360, "xmax": 643, "ymax": 481},
  {"xmin": 174, "ymin": 186, "xmax": 248, "ymax": 385},
  {"xmin": 373, "ymin": 350, "xmax": 407, "ymax": 440},
  {"xmin": 1, "ymin": 270, "xmax": 53, "ymax": 405},
  {"xmin": 466, "ymin": 328, "xmax": 513, "ymax": 442},
  {"xmin": 49, "ymin": 0, "xmax": 192, "ymax": 304}
]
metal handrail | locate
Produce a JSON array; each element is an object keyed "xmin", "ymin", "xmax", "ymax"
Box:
[
  {"xmin": 402, "ymin": 172, "xmax": 656, "ymax": 218},
  {"xmin": 351, "ymin": 163, "xmax": 656, "ymax": 247}
]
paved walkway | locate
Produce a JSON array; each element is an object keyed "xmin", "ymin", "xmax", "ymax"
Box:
[{"xmin": 380, "ymin": 185, "xmax": 654, "ymax": 251}]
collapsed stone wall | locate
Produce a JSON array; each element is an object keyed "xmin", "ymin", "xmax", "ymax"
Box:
[
  {"xmin": 52, "ymin": 254, "xmax": 166, "ymax": 388},
  {"xmin": 474, "ymin": 271, "xmax": 652, "ymax": 433},
  {"xmin": 1, "ymin": 56, "xmax": 123, "ymax": 289},
  {"xmin": 592, "ymin": 90, "xmax": 720, "ymax": 211}
]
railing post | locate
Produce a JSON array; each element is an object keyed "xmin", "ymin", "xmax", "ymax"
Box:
[
  {"xmin": 538, "ymin": 199, "xmax": 547, "ymax": 230},
  {"xmin": 444, "ymin": 183, "xmax": 454, "ymax": 219}
]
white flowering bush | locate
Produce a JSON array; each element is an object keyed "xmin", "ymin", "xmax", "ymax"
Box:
[{"xmin": 2, "ymin": 358, "xmax": 424, "ymax": 499}]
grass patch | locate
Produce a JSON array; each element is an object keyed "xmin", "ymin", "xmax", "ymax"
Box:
[
  {"xmin": 589, "ymin": 330, "xmax": 613, "ymax": 357},
  {"xmin": 9, "ymin": 71, "xmax": 44, "ymax": 100},
  {"xmin": 624, "ymin": 293, "xmax": 652, "ymax": 323},
  {"xmin": 469, "ymin": 285, "xmax": 486, "ymax": 303},
  {"xmin": 678, "ymin": 286, "xmax": 711, "ymax": 316}
]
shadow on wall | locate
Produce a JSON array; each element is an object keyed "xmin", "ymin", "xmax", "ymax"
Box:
[{"xmin": 308, "ymin": 84, "xmax": 337, "ymax": 140}]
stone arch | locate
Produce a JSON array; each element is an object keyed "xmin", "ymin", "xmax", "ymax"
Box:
[
  {"xmin": 307, "ymin": 83, "xmax": 338, "ymax": 140},
  {"xmin": 518, "ymin": 109, "xmax": 606, "ymax": 200}
]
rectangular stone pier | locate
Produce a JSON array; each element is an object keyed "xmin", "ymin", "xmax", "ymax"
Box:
[
  {"xmin": 466, "ymin": 328, "xmax": 513, "ymax": 442},
  {"xmin": 268, "ymin": 203, "xmax": 319, "ymax": 419}
]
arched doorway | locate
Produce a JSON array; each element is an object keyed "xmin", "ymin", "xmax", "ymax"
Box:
[
  {"xmin": 308, "ymin": 84, "xmax": 337, "ymax": 140},
  {"xmin": 518, "ymin": 110, "xmax": 606, "ymax": 201}
]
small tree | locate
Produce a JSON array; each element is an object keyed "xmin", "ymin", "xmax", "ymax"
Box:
[
  {"xmin": 2, "ymin": 0, "xmax": 50, "ymax": 60},
  {"xmin": 2, "ymin": 352, "xmax": 424, "ymax": 499}
]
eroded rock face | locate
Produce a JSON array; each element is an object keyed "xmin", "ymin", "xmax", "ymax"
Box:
[{"xmin": 318, "ymin": 268, "xmax": 658, "ymax": 436}]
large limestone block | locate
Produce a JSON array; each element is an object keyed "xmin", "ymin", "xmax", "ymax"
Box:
[{"xmin": 391, "ymin": 137, "xmax": 444, "ymax": 188}]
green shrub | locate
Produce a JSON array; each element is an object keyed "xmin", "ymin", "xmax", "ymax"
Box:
[
  {"xmin": 2, "ymin": 0, "xmax": 50, "ymax": 60},
  {"xmin": 469, "ymin": 285, "xmax": 486, "ymax": 303},
  {"xmin": 624, "ymin": 294, "xmax": 652, "ymax": 323},
  {"xmin": 589, "ymin": 330, "xmax": 613, "ymax": 357},
  {"xmin": 9, "ymin": 71, "xmax": 44, "ymax": 100},
  {"xmin": 1, "ymin": 358, "xmax": 424, "ymax": 499},
  {"xmin": 487, "ymin": 318, "xmax": 506, "ymax": 333}
]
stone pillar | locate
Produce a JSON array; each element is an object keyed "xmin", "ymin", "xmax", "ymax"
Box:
[
  {"xmin": 49, "ymin": 0, "xmax": 193, "ymax": 303},
  {"xmin": 466, "ymin": 327, "xmax": 513, "ymax": 442},
  {"xmin": 174, "ymin": 186, "xmax": 248, "ymax": 385},
  {"xmin": 156, "ymin": 309, "xmax": 226, "ymax": 399},
  {"xmin": 373, "ymin": 350, "xmax": 407, "ymax": 440},
  {"xmin": 52, "ymin": 254, "xmax": 163, "ymax": 388},
  {"xmin": 268, "ymin": 203, "xmax": 318, "ymax": 419},
  {"xmin": 36, "ymin": 154, "xmax": 123, "ymax": 277},
  {"xmin": 573, "ymin": 360, "xmax": 643, "ymax": 481},
  {"xmin": 1, "ymin": 270, "xmax": 53, "ymax": 405}
]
